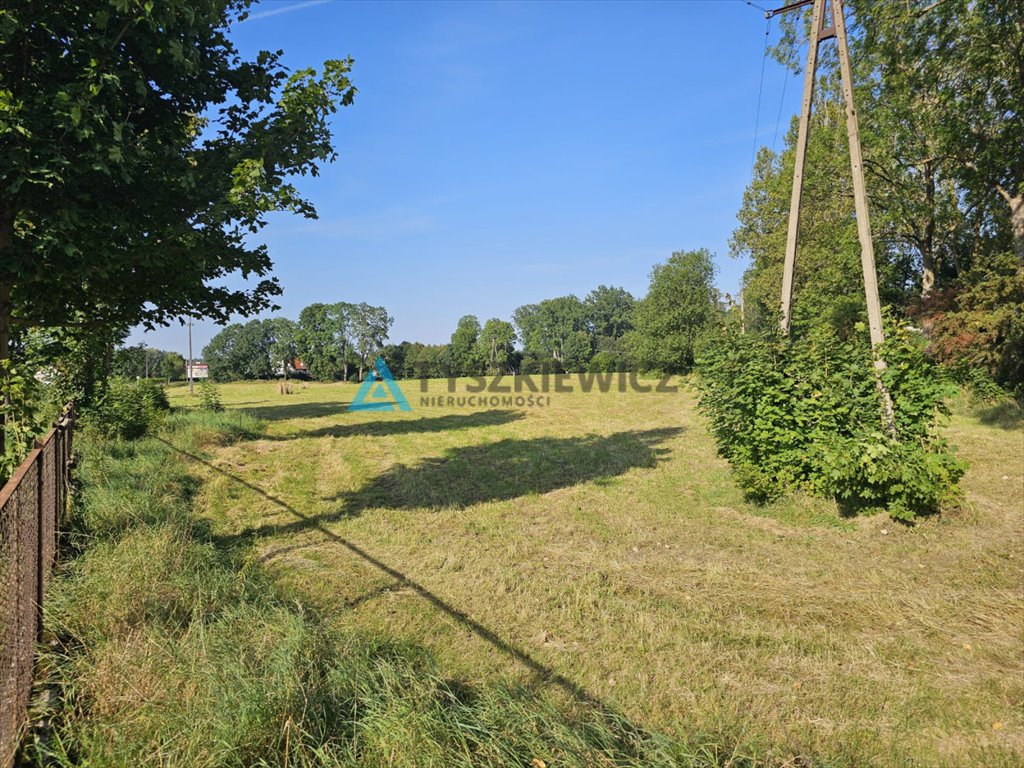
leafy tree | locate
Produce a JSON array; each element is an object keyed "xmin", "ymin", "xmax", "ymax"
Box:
[
  {"xmin": 769, "ymin": 1, "xmax": 1020, "ymax": 292},
  {"xmin": 404, "ymin": 342, "xmax": 448, "ymax": 379},
  {"xmin": 160, "ymin": 352, "xmax": 186, "ymax": 381},
  {"xmin": 448, "ymin": 315, "xmax": 481, "ymax": 376},
  {"xmin": 476, "ymin": 319, "xmax": 517, "ymax": 375},
  {"xmin": 203, "ymin": 320, "xmax": 274, "ymax": 381},
  {"xmin": 514, "ymin": 296, "xmax": 590, "ymax": 370},
  {"xmin": 111, "ymin": 345, "xmax": 146, "ymax": 379},
  {"xmin": 350, "ymin": 303, "xmax": 392, "ymax": 380},
  {"xmin": 329, "ymin": 302, "xmax": 356, "ymax": 381},
  {"xmin": 111, "ymin": 345, "xmax": 184, "ymax": 380},
  {"xmin": 266, "ymin": 317, "xmax": 300, "ymax": 379},
  {"xmin": 584, "ymin": 286, "xmax": 635, "ymax": 339},
  {"xmin": 731, "ymin": 98, "xmax": 911, "ymax": 337},
  {"xmin": 0, "ymin": 0, "xmax": 356, "ymax": 363},
  {"xmin": 926, "ymin": 252, "xmax": 1024, "ymax": 396},
  {"xmin": 298, "ymin": 303, "xmax": 343, "ymax": 382},
  {"xmin": 628, "ymin": 249, "xmax": 722, "ymax": 373}
]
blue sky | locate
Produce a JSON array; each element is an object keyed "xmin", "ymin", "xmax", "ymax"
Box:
[{"xmin": 130, "ymin": 0, "xmax": 800, "ymax": 355}]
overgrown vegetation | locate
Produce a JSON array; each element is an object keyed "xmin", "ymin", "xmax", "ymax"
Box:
[
  {"xmin": 34, "ymin": 411, "xmax": 742, "ymax": 768},
  {"xmin": 0, "ymin": 359, "xmax": 49, "ymax": 477},
  {"xmin": 198, "ymin": 379, "xmax": 224, "ymax": 412},
  {"xmin": 697, "ymin": 323, "xmax": 966, "ymax": 520},
  {"xmin": 83, "ymin": 377, "xmax": 170, "ymax": 440}
]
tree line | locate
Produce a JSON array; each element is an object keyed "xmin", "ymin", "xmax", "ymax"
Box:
[
  {"xmin": 111, "ymin": 345, "xmax": 186, "ymax": 381},
  {"xmin": 201, "ymin": 249, "xmax": 724, "ymax": 381},
  {"xmin": 202, "ymin": 303, "xmax": 393, "ymax": 382}
]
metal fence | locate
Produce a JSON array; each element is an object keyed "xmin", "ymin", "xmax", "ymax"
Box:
[{"xmin": 0, "ymin": 404, "xmax": 75, "ymax": 768}]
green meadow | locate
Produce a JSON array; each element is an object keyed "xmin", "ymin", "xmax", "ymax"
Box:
[{"xmin": 114, "ymin": 377, "xmax": 1024, "ymax": 766}]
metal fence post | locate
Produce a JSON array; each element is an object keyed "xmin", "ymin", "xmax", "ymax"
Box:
[{"xmin": 34, "ymin": 442, "xmax": 43, "ymax": 644}]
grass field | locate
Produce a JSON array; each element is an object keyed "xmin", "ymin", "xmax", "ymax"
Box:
[{"xmin": 162, "ymin": 376, "xmax": 1024, "ymax": 766}]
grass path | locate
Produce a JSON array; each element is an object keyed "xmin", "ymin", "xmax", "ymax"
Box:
[{"xmin": 169, "ymin": 378, "xmax": 1024, "ymax": 766}]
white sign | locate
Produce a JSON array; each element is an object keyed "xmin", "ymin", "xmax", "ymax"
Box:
[{"xmin": 187, "ymin": 363, "xmax": 209, "ymax": 379}]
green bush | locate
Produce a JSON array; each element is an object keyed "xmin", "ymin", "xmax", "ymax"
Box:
[
  {"xmin": 587, "ymin": 351, "xmax": 620, "ymax": 373},
  {"xmin": 198, "ymin": 378, "xmax": 223, "ymax": 412},
  {"xmin": 0, "ymin": 360, "xmax": 49, "ymax": 479},
  {"xmin": 86, "ymin": 378, "xmax": 170, "ymax": 440},
  {"xmin": 696, "ymin": 323, "xmax": 966, "ymax": 520}
]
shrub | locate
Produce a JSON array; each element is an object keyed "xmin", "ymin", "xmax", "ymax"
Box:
[
  {"xmin": 86, "ymin": 378, "xmax": 169, "ymax": 440},
  {"xmin": 587, "ymin": 351, "xmax": 620, "ymax": 373},
  {"xmin": 198, "ymin": 379, "xmax": 223, "ymax": 412},
  {"xmin": 519, "ymin": 355, "xmax": 565, "ymax": 375},
  {"xmin": 923, "ymin": 252, "xmax": 1024, "ymax": 397},
  {"xmin": 0, "ymin": 360, "xmax": 51, "ymax": 479},
  {"xmin": 696, "ymin": 322, "xmax": 966, "ymax": 520}
]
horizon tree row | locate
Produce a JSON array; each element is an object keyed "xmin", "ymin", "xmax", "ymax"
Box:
[{"xmin": 196, "ymin": 249, "xmax": 726, "ymax": 382}]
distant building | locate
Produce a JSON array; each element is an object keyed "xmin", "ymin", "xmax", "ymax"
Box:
[
  {"xmin": 275, "ymin": 358, "xmax": 310, "ymax": 379},
  {"xmin": 186, "ymin": 362, "xmax": 209, "ymax": 379}
]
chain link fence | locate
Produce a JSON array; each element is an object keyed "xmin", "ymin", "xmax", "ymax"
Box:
[{"xmin": 0, "ymin": 404, "xmax": 75, "ymax": 768}]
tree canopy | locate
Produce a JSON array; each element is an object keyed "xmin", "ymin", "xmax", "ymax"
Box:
[{"xmin": 0, "ymin": 0, "xmax": 356, "ymax": 360}]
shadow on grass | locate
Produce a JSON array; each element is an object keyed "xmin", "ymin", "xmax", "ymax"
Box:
[
  {"xmin": 976, "ymin": 399, "xmax": 1023, "ymax": 430},
  {"xmin": 155, "ymin": 435, "xmax": 618, "ymax": 709},
  {"xmin": 235, "ymin": 400, "xmax": 353, "ymax": 421},
  {"xmin": 331, "ymin": 427, "xmax": 682, "ymax": 513},
  {"xmin": 289, "ymin": 409, "xmax": 526, "ymax": 439}
]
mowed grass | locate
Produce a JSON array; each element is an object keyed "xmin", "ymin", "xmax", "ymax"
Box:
[{"xmin": 167, "ymin": 377, "xmax": 1024, "ymax": 766}]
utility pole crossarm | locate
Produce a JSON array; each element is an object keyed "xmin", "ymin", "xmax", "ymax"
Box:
[{"xmin": 766, "ymin": 0, "xmax": 815, "ymax": 19}]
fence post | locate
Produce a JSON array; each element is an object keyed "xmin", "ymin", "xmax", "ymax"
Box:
[{"xmin": 34, "ymin": 441, "xmax": 44, "ymax": 645}]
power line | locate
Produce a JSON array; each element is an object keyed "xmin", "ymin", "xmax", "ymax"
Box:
[
  {"xmin": 772, "ymin": 63, "xmax": 790, "ymax": 151},
  {"xmin": 749, "ymin": 16, "xmax": 772, "ymax": 176}
]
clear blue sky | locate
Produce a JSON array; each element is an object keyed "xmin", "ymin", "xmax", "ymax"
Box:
[{"xmin": 130, "ymin": 0, "xmax": 800, "ymax": 356}]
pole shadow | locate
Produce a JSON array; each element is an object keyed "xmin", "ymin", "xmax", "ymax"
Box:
[
  {"xmin": 282, "ymin": 409, "xmax": 526, "ymax": 440},
  {"xmin": 156, "ymin": 437, "xmax": 612, "ymax": 707}
]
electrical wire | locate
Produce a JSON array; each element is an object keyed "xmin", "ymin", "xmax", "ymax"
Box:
[
  {"xmin": 749, "ymin": 16, "xmax": 772, "ymax": 177},
  {"xmin": 771, "ymin": 63, "xmax": 790, "ymax": 151}
]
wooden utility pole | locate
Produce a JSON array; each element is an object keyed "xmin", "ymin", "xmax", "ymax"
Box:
[
  {"xmin": 778, "ymin": 0, "xmax": 826, "ymax": 334},
  {"xmin": 187, "ymin": 320, "xmax": 194, "ymax": 396},
  {"xmin": 770, "ymin": 0, "xmax": 895, "ymax": 431}
]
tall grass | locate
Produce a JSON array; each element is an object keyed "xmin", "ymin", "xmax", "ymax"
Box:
[{"xmin": 30, "ymin": 411, "xmax": 750, "ymax": 768}]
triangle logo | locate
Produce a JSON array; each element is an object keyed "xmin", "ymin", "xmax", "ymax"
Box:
[{"xmin": 349, "ymin": 356, "xmax": 412, "ymax": 412}]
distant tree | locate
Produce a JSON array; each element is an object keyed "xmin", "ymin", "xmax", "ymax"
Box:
[
  {"xmin": 561, "ymin": 331, "xmax": 594, "ymax": 373},
  {"xmin": 160, "ymin": 352, "xmax": 186, "ymax": 381},
  {"xmin": 298, "ymin": 303, "xmax": 342, "ymax": 381},
  {"xmin": 628, "ymin": 249, "xmax": 722, "ymax": 374},
  {"xmin": 111, "ymin": 344, "xmax": 185, "ymax": 379},
  {"xmin": 203, "ymin": 319, "xmax": 274, "ymax": 381},
  {"xmin": 267, "ymin": 317, "xmax": 300, "ymax": 379},
  {"xmin": 381, "ymin": 342, "xmax": 408, "ymax": 377},
  {"xmin": 111, "ymin": 344, "xmax": 146, "ymax": 379},
  {"xmin": 405, "ymin": 343, "xmax": 448, "ymax": 379},
  {"xmin": 350, "ymin": 303, "xmax": 392, "ymax": 380},
  {"xmin": 476, "ymin": 319, "xmax": 517, "ymax": 375},
  {"xmin": 203, "ymin": 325, "xmax": 242, "ymax": 382},
  {"xmin": 584, "ymin": 286, "xmax": 635, "ymax": 339},
  {"xmin": 512, "ymin": 304, "xmax": 541, "ymax": 354},
  {"xmin": 448, "ymin": 315, "xmax": 482, "ymax": 376},
  {"xmin": 514, "ymin": 296, "xmax": 590, "ymax": 369},
  {"xmin": 329, "ymin": 302, "xmax": 356, "ymax": 381}
]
